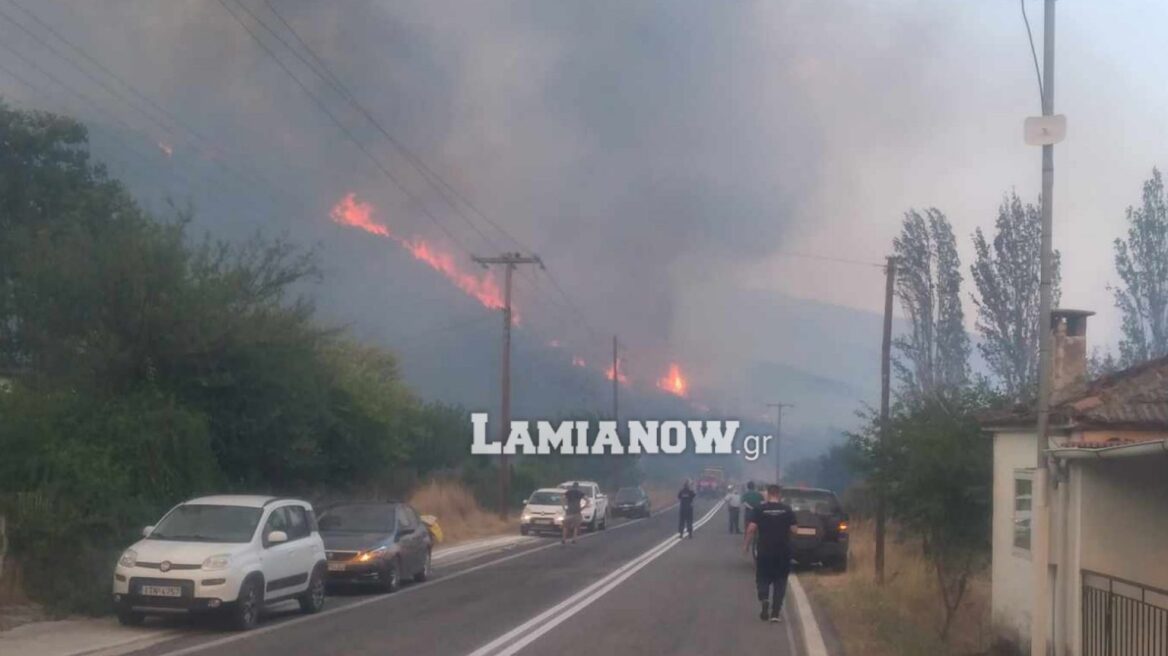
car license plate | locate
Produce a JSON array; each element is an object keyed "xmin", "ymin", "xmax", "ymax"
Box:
[
  {"xmin": 533, "ymin": 518, "xmax": 551, "ymax": 524},
  {"xmin": 795, "ymin": 527, "xmax": 817, "ymax": 536},
  {"xmin": 140, "ymin": 585, "xmax": 182, "ymax": 597},
  {"xmin": 327, "ymin": 562, "xmax": 346, "ymax": 572}
]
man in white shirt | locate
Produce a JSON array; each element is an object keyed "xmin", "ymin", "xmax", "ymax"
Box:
[{"xmin": 725, "ymin": 485, "xmax": 743, "ymax": 534}]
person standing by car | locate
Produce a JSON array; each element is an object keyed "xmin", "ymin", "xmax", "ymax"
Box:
[
  {"xmin": 743, "ymin": 484, "xmax": 797, "ymax": 623},
  {"xmin": 725, "ymin": 485, "xmax": 742, "ymax": 533},
  {"xmin": 562, "ymin": 482, "xmax": 588, "ymax": 544},
  {"xmin": 677, "ymin": 480, "xmax": 696, "ymax": 539},
  {"xmin": 741, "ymin": 481, "xmax": 763, "ymax": 517}
]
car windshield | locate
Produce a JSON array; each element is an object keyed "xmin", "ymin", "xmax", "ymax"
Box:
[
  {"xmin": 782, "ymin": 491, "xmax": 841, "ymax": 515},
  {"xmin": 318, "ymin": 505, "xmax": 396, "ymax": 532},
  {"xmin": 529, "ymin": 491, "xmax": 564, "ymax": 505},
  {"xmin": 615, "ymin": 488, "xmax": 642, "ymax": 502},
  {"xmin": 149, "ymin": 505, "xmax": 262, "ymax": 543}
]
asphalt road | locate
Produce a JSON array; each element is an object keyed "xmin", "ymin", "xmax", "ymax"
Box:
[{"xmin": 121, "ymin": 500, "xmax": 811, "ymax": 656}]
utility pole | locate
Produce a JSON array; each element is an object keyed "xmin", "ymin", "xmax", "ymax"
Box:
[
  {"xmin": 766, "ymin": 403, "xmax": 793, "ymax": 484},
  {"xmin": 473, "ymin": 252, "xmax": 543, "ymax": 519},
  {"xmin": 1032, "ymin": 1, "xmax": 1058, "ymax": 653},
  {"xmin": 612, "ymin": 335, "xmax": 619, "ymax": 423},
  {"xmin": 875, "ymin": 255, "xmax": 896, "ymax": 585}
]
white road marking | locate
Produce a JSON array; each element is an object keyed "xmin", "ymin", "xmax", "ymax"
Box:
[
  {"xmin": 465, "ymin": 501, "xmax": 725, "ymax": 656},
  {"xmin": 789, "ymin": 574, "xmax": 829, "ymax": 656}
]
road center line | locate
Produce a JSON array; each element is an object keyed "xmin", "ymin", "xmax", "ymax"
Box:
[{"xmin": 465, "ymin": 501, "xmax": 725, "ymax": 656}]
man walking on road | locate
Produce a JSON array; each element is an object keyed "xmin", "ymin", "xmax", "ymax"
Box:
[
  {"xmin": 740, "ymin": 481, "xmax": 763, "ymax": 518},
  {"xmin": 562, "ymin": 482, "xmax": 588, "ymax": 545},
  {"xmin": 725, "ymin": 485, "xmax": 742, "ymax": 533},
  {"xmin": 744, "ymin": 484, "xmax": 796, "ymax": 622},
  {"xmin": 677, "ymin": 480, "xmax": 696, "ymax": 539}
]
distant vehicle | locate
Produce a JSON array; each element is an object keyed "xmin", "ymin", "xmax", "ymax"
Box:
[
  {"xmin": 611, "ymin": 486, "xmax": 651, "ymax": 518},
  {"xmin": 557, "ymin": 480, "xmax": 609, "ymax": 530},
  {"xmin": 317, "ymin": 502, "xmax": 433, "ymax": 592},
  {"xmin": 521, "ymin": 488, "xmax": 568, "ymax": 536},
  {"xmin": 696, "ymin": 467, "xmax": 725, "ymax": 498},
  {"xmin": 782, "ymin": 487, "xmax": 850, "ymax": 572},
  {"xmin": 113, "ymin": 495, "xmax": 327, "ymax": 630}
]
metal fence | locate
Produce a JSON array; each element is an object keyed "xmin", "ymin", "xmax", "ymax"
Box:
[{"xmin": 1083, "ymin": 570, "xmax": 1168, "ymax": 655}]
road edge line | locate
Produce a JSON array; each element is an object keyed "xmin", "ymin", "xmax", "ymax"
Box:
[{"xmin": 789, "ymin": 574, "xmax": 829, "ymax": 656}]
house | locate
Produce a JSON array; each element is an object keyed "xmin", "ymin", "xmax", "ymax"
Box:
[{"xmin": 982, "ymin": 310, "xmax": 1168, "ymax": 655}]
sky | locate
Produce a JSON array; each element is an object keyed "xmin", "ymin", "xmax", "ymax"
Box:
[{"xmin": 1, "ymin": 0, "xmax": 1166, "ymax": 422}]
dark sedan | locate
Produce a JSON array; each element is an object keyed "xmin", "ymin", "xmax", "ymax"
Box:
[
  {"xmin": 782, "ymin": 487, "xmax": 849, "ymax": 572},
  {"xmin": 610, "ymin": 486, "xmax": 651, "ymax": 519},
  {"xmin": 318, "ymin": 502, "xmax": 432, "ymax": 592}
]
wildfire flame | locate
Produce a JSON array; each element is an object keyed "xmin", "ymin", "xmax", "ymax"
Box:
[
  {"xmin": 656, "ymin": 363, "xmax": 689, "ymax": 397},
  {"xmin": 330, "ymin": 193, "xmax": 507, "ymax": 313},
  {"xmin": 571, "ymin": 356, "xmax": 587, "ymax": 367},
  {"xmin": 606, "ymin": 359, "xmax": 629, "ymax": 385}
]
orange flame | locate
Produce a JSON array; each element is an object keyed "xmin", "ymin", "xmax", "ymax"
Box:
[
  {"xmin": 571, "ymin": 356, "xmax": 587, "ymax": 367},
  {"xmin": 656, "ymin": 363, "xmax": 689, "ymax": 397},
  {"xmin": 330, "ymin": 193, "xmax": 506, "ymax": 313},
  {"xmin": 606, "ymin": 359, "xmax": 629, "ymax": 385}
]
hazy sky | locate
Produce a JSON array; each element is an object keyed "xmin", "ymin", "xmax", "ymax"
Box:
[{"xmin": 2, "ymin": 0, "xmax": 1165, "ymax": 405}]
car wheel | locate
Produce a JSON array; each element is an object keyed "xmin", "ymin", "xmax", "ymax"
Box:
[
  {"xmin": 231, "ymin": 577, "xmax": 263, "ymax": 631},
  {"xmin": 116, "ymin": 608, "xmax": 145, "ymax": 627},
  {"xmin": 587, "ymin": 517, "xmax": 597, "ymax": 532},
  {"xmin": 831, "ymin": 555, "xmax": 848, "ymax": 573},
  {"xmin": 414, "ymin": 549, "xmax": 431, "ymax": 583},
  {"xmin": 298, "ymin": 565, "xmax": 326, "ymax": 614},
  {"xmin": 599, "ymin": 511, "xmax": 608, "ymax": 530},
  {"xmin": 379, "ymin": 559, "xmax": 401, "ymax": 593}
]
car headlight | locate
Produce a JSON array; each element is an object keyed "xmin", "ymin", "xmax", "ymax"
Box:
[
  {"xmin": 555, "ymin": 514, "xmax": 564, "ymax": 521},
  {"xmin": 118, "ymin": 549, "xmax": 138, "ymax": 568},
  {"xmin": 357, "ymin": 546, "xmax": 388, "ymax": 562},
  {"xmin": 521, "ymin": 513, "xmax": 532, "ymax": 522},
  {"xmin": 202, "ymin": 554, "xmax": 231, "ymax": 571}
]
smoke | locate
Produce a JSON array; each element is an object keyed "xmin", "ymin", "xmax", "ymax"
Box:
[{"xmin": 0, "ymin": 0, "xmax": 1062, "ymax": 422}]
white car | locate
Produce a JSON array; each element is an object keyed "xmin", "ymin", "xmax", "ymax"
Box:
[
  {"xmin": 557, "ymin": 481, "xmax": 609, "ymax": 531},
  {"xmin": 113, "ymin": 495, "xmax": 327, "ymax": 630},
  {"xmin": 520, "ymin": 488, "xmax": 568, "ymax": 535}
]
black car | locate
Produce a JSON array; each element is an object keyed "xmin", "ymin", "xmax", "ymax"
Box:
[
  {"xmin": 317, "ymin": 502, "xmax": 432, "ymax": 592},
  {"xmin": 782, "ymin": 487, "xmax": 849, "ymax": 572},
  {"xmin": 610, "ymin": 486, "xmax": 651, "ymax": 518}
]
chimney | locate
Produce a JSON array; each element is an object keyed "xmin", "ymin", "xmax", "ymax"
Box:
[{"xmin": 1051, "ymin": 309, "xmax": 1094, "ymax": 401}]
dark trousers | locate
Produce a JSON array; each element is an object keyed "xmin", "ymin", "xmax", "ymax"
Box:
[
  {"xmin": 728, "ymin": 506, "xmax": 740, "ymax": 533},
  {"xmin": 678, "ymin": 508, "xmax": 693, "ymax": 536},
  {"xmin": 755, "ymin": 555, "xmax": 791, "ymax": 612}
]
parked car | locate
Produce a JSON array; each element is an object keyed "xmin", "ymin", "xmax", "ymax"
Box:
[
  {"xmin": 557, "ymin": 480, "xmax": 609, "ymax": 530},
  {"xmin": 520, "ymin": 488, "xmax": 568, "ymax": 536},
  {"xmin": 781, "ymin": 487, "xmax": 850, "ymax": 572},
  {"xmin": 317, "ymin": 502, "xmax": 433, "ymax": 592},
  {"xmin": 610, "ymin": 486, "xmax": 651, "ymax": 518},
  {"xmin": 112, "ymin": 495, "xmax": 327, "ymax": 630}
]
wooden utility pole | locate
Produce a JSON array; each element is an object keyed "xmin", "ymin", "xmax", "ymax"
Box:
[
  {"xmin": 875, "ymin": 255, "xmax": 896, "ymax": 585},
  {"xmin": 612, "ymin": 335, "xmax": 619, "ymax": 422},
  {"xmin": 765, "ymin": 403, "xmax": 794, "ymax": 484},
  {"xmin": 472, "ymin": 252, "xmax": 543, "ymax": 518}
]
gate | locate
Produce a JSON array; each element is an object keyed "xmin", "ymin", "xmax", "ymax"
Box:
[{"xmin": 1083, "ymin": 570, "xmax": 1168, "ymax": 655}]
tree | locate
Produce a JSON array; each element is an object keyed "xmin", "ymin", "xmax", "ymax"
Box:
[
  {"xmin": 970, "ymin": 191, "xmax": 1061, "ymax": 401},
  {"xmin": 1113, "ymin": 168, "xmax": 1168, "ymax": 366},
  {"xmin": 848, "ymin": 385, "xmax": 998, "ymax": 641},
  {"xmin": 893, "ymin": 208, "xmax": 970, "ymax": 400}
]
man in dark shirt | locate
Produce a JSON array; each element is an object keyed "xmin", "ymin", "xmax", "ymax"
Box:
[
  {"xmin": 743, "ymin": 484, "xmax": 796, "ymax": 622},
  {"xmin": 677, "ymin": 480, "xmax": 697, "ymax": 539},
  {"xmin": 562, "ymin": 482, "xmax": 588, "ymax": 544}
]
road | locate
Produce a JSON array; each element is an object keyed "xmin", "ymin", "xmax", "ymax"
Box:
[{"xmin": 118, "ymin": 500, "xmax": 824, "ymax": 656}]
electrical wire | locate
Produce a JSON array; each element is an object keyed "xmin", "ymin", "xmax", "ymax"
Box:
[{"xmin": 1020, "ymin": 0, "xmax": 1044, "ymax": 107}]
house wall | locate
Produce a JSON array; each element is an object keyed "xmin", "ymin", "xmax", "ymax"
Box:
[
  {"xmin": 1075, "ymin": 455, "xmax": 1168, "ymax": 590},
  {"xmin": 992, "ymin": 430, "xmax": 1038, "ymax": 648}
]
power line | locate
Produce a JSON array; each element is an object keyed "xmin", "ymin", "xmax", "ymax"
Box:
[
  {"xmin": 1020, "ymin": 0, "xmax": 1044, "ymax": 106},
  {"xmin": 216, "ymin": 0, "xmax": 473, "ymax": 255}
]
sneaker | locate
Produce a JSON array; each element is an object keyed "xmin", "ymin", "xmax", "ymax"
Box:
[
  {"xmin": 759, "ymin": 600, "xmax": 770, "ymax": 621},
  {"xmin": 771, "ymin": 608, "xmax": 784, "ymax": 623}
]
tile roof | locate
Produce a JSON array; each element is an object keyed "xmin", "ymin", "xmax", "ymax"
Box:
[{"xmin": 981, "ymin": 354, "xmax": 1168, "ymax": 430}]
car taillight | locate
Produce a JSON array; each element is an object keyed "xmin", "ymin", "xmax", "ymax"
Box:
[{"xmin": 838, "ymin": 521, "xmax": 849, "ymax": 532}]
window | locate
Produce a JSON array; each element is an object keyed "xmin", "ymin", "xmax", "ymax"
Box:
[
  {"xmin": 1013, "ymin": 470, "xmax": 1033, "ymax": 551},
  {"xmin": 397, "ymin": 506, "xmax": 417, "ymax": 531},
  {"xmin": 285, "ymin": 505, "xmax": 310, "ymax": 540},
  {"xmin": 148, "ymin": 504, "xmax": 262, "ymax": 544},
  {"xmin": 263, "ymin": 507, "xmax": 289, "ymax": 546}
]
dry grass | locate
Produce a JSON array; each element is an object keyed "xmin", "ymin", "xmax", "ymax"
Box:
[
  {"xmin": 802, "ymin": 520, "xmax": 993, "ymax": 656},
  {"xmin": 407, "ymin": 480, "xmax": 516, "ymax": 545}
]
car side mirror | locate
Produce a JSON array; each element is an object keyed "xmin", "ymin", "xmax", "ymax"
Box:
[
  {"xmin": 398, "ymin": 527, "xmax": 415, "ymax": 537},
  {"xmin": 267, "ymin": 530, "xmax": 288, "ymax": 545},
  {"xmin": 142, "ymin": 525, "xmax": 155, "ymax": 538}
]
